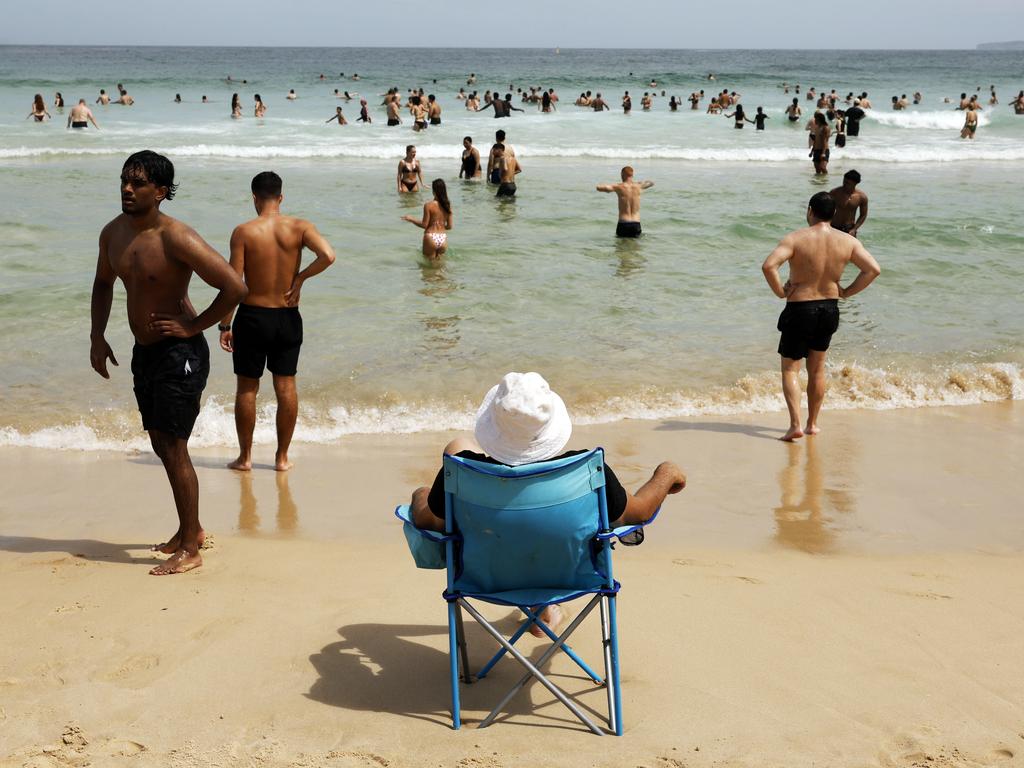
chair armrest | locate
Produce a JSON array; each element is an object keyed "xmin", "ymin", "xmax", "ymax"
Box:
[
  {"xmin": 595, "ymin": 506, "xmax": 661, "ymax": 541},
  {"xmin": 394, "ymin": 505, "xmax": 458, "ymax": 542}
]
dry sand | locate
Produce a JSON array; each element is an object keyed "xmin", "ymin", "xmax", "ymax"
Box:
[{"xmin": 1, "ymin": 402, "xmax": 1023, "ymax": 768}]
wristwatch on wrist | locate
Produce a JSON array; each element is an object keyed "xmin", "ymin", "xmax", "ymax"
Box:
[{"xmin": 218, "ymin": 324, "xmax": 231, "ymax": 332}]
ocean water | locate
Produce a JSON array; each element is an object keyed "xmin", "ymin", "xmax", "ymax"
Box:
[{"xmin": 1, "ymin": 46, "xmax": 1022, "ymax": 450}]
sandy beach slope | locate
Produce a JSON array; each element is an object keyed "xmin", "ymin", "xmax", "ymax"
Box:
[{"xmin": 1, "ymin": 403, "xmax": 1022, "ymax": 767}]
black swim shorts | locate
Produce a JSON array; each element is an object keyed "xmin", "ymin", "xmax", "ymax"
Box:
[
  {"xmin": 131, "ymin": 334, "xmax": 210, "ymax": 440},
  {"xmin": 616, "ymin": 221, "xmax": 642, "ymax": 238},
  {"xmin": 429, "ymin": 117, "xmax": 441, "ymax": 125},
  {"xmin": 387, "ymin": 118, "xmax": 400, "ymax": 126},
  {"xmin": 496, "ymin": 182, "xmax": 517, "ymax": 198},
  {"xmin": 231, "ymin": 304, "xmax": 303, "ymax": 379},
  {"xmin": 777, "ymin": 299, "xmax": 840, "ymax": 360},
  {"xmin": 831, "ymin": 221, "xmax": 854, "ymax": 234},
  {"xmin": 812, "ymin": 148, "xmax": 831, "ymax": 163}
]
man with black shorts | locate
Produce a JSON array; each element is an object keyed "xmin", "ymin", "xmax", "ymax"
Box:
[
  {"xmin": 219, "ymin": 172, "xmax": 336, "ymax": 472},
  {"xmin": 596, "ymin": 165, "xmax": 654, "ymax": 237},
  {"xmin": 90, "ymin": 151, "xmax": 247, "ymax": 575},
  {"xmin": 761, "ymin": 192, "xmax": 881, "ymax": 441}
]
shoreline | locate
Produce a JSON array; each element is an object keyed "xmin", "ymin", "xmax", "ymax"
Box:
[{"xmin": 2, "ymin": 402, "xmax": 1022, "ymax": 766}]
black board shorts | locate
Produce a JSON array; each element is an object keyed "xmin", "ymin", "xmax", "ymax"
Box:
[
  {"xmin": 496, "ymin": 182, "xmax": 517, "ymax": 198},
  {"xmin": 387, "ymin": 118, "xmax": 400, "ymax": 126},
  {"xmin": 616, "ymin": 221, "xmax": 642, "ymax": 238},
  {"xmin": 777, "ymin": 299, "xmax": 840, "ymax": 360},
  {"xmin": 231, "ymin": 304, "xmax": 303, "ymax": 379},
  {"xmin": 131, "ymin": 334, "xmax": 210, "ymax": 439}
]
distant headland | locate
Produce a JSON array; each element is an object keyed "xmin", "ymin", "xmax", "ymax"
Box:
[{"xmin": 976, "ymin": 41, "xmax": 1024, "ymax": 50}]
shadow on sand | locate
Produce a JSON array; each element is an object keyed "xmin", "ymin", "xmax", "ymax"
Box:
[
  {"xmin": 0, "ymin": 536, "xmax": 154, "ymax": 566},
  {"xmin": 307, "ymin": 617, "xmax": 606, "ymax": 731},
  {"xmin": 655, "ymin": 419, "xmax": 785, "ymax": 441}
]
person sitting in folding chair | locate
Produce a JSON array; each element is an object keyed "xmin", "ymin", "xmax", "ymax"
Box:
[{"xmin": 407, "ymin": 371, "xmax": 686, "ymax": 635}]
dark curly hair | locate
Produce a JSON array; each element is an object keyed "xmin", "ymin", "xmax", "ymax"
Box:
[{"xmin": 122, "ymin": 150, "xmax": 178, "ymax": 200}]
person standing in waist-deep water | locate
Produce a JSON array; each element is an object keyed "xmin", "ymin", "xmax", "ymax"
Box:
[
  {"xmin": 754, "ymin": 106, "xmax": 770, "ymax": 130},
  {"xmin": 67, "ymin": 98, "xmax": 99, "ymax": 129},
  {"xmin": 325, "ymin": 106, "xmax": 348, "ymax": 125},
  {"xmin": 495, "ymin": 139, "xmax": 522, "ymax": 198},
  {"xmin": 401, "ymin": 178, "xmax": 453, "ymax": 259},
  {"xmin": 810, "ymin": 112, "xmax": 831, "ymax": 175},
  {"xmin": 397, "ymin": 145, "xmax": 423, "ymax": 193},
  {"xmin": 357, "ymin": 98, "xmax": 371, "ymax": 122},
  {"xmin": 596, "ymin": 165, "xmax": 654, "ymax": 238},
  {"xmin": 27, "ymin": 93, "xmax": 51, "ymax": 122},
  {"xmin": 231, "ymin": 93, "xmax": 242, "ymax": 118},
  {"xmin": 254, "ymin": 94, "xmax": 267, "ymax": 117},
  {"xmin": 90, "ymin": 151, "xmax": 248, "ymax": 574},
  {"xmin": 785, "ymin": 97, "xmax": 802, "ymax": 123},
  {"xmin": 829, "ymin": 170, "xmax": 868, "ymax": 237},
  {"xmin": 725, "ymin": 103, "xmax": 753, "ymax": 128},
  {"xmin": 844, "ymin": 100, "xmax": 866, "ymax": 137},
  {"xmin": 428, "ymin": 94, "xmax": 442, "ymax": 125},
  {"xmin": 219, "ymin": 171, "xmax": 336, "ymax": 473},
  {"xmin": 460, "ymin": 136, "xmax": 481, "ymax": 179},
  {"xmin": 761, "ymin": 192, "xmax": 881, "ymax": 441}
]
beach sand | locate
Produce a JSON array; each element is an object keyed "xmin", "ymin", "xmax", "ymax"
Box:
[{"xmin": 1, "ymin": 403, "xmax": 1022, "ymax": 768}]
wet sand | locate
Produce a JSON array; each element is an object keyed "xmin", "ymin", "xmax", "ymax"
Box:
[{"xmin": 1, "ymin": 402, "xmax": 1022, "ymax": 767}]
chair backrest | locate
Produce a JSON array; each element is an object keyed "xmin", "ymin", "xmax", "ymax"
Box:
[{"xmin": 443, "ymin": 449, "xmax": 611, "ymax": 596}]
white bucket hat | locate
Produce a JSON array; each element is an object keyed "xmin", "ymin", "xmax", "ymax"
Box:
[{"xmin": 474, "ymin": 372, "xmax": 572, "ymax": 466}]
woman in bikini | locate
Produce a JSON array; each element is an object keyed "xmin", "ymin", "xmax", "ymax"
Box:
[
  {"xmin": 410, "ymin": 95, "xmax": 428, "ymax": 131},
  {"xmin": 254, "ymin": 94, "xmax": 267, "ymax": 118},
  {"xmin": 396, "ymin": 145, "xmax": 423, "ymax": 193},
  {"xmin": 231, "ymin": 93, "xmax": 242, "ymax": 118},
  {"xmin": 28, "ymin": 94, "xmax": 51, "ymax": 122},
  {"xmin": 402, "ymin": 179, "xmax": 453, "ymax": 260}
]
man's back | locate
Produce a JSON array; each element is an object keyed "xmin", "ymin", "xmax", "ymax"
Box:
[
  {"xmin": 786, "ymin": 226, "xmax": 857, "ymax": 301},
  {"xmin": 233, "ymin": 215, "xmax": 308, "ymax": 307},
  {"xmin": 614, "ymin": 182, "xmax": 643, "ymax": 221}
]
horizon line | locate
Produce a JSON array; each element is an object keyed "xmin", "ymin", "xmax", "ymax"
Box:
[{"xmin": 0, "ymin": 43, "xmax": 1003, "ymax": 51}]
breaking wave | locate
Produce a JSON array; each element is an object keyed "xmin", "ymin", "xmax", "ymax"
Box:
[{"xmin": 2, "ymin": 361, "xmax": 1020, "ymax": 452}]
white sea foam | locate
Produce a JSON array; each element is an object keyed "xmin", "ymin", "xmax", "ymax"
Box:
[
  {"xmin": 4, "ymin": 142, "xmax": 1023, "ymax": 163},
  {"xmin": 2, "ymin": 362, "xmax": 1019, "ymax": 452},
  {"xmin": 866, "ymin": 109, "xmax": 992, "ymax": 130}
]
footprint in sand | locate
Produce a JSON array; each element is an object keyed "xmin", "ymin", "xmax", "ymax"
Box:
[
  {"xmin": 736, "ymin": 576, "xmax": 763, "ymax": 584},
  {"xmin": 989, "ymin": 747, "xmax": 1014, "ymax": 761},
  {"xmin": 105, "ymin": 738, "xmax": 147, "ymax": 756},
  {"xmin": 93, "ymin": 654, "xmax": 161, "ymax": 687},
  {"xmin": 324, "ymin": 750, "xmax": 392, "ymax": 767},
  {"xmin": 888, "ymin": 589, "xmax": 953, "ymax": 601}
]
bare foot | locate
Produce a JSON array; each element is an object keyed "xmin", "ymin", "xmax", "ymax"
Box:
[
  {"xmin": 529, "ymin": 605, "xmax": 563, "ymax": 638},
  {"xmin": 149, "ymin": 549, "xmax": 202, "ymax": 575},
  {"xmin": 805, "ymin": 424, "xmax": 821, "ymax": 436},
  {"xmin": 151, "ymin": 528, "xmax": 205, "ymax": 555},
  {"xmin": 780, "ymin": 426, "xmax": 804, "ymax": 442},
  {"xmin": 274, "ymin": 456, "xmax": 293, "ymax": 472},
  {"xmin": 227, "ymin": 457, "xmax": 252, "ymax": 471}
]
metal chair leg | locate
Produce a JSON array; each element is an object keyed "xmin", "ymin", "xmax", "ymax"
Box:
[{"xmin": 455, "ymin": 602, "xmax": 472, "ymax": 683}]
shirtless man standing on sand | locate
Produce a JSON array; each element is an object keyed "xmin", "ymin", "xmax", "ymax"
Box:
[
  {"xmin": 829, "ymin": 170, "xmax": 868, "ymax": 237},
  {"xmin": 90, "ymin": 151, "xmax": 248, "ymax": 574},
  {"xmin": 219, "ymin": 172, "xmax": 336, "ymax": 472},
  {"xmin": 596, "ymin": 166, "xmax": 653, "ymax": 237},
  {"xmin": 761, "ymin": 192, "xmax": 881, "ymax": 441}
]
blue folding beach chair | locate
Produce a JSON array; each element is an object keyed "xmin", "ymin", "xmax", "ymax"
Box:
[{"xmin": 395, "ymin": 448, "xmax": 656, "ymax": 735}]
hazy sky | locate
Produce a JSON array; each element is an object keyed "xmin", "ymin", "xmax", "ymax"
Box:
[{"xmin": 2, "ymin": 0, "xmax": 1022, "ymax": 49}]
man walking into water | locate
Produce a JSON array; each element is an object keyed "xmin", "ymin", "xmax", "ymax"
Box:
[
  {"xmin": 596, "ymin": 166, "xmax": 653, "ymax": 237},
  {"xmin": 829, "ymin": 170, "xmax": 868, "ymax": 237},
  {"xmin": 219, "ymin": 172, "xmax": 336, "ymax": 472},
  {"xmin": 761, "ymin": 192, "xmax": 881, "ymax": 441},
  {"xmin": 90, "ymin": 150, "xmax": 248, "ymax": 574}
]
